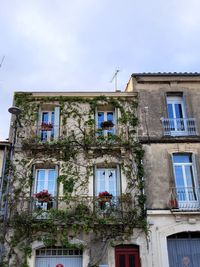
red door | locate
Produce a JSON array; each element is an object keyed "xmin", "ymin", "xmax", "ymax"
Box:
[{"xmin": 115, "ymin": 246, "xmax": 141, "ymax": 267}]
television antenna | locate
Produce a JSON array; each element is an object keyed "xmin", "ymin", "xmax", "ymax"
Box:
[
  {"xmin": 110, "ymin": 69, "xmax": 120, "ymax": 91},
  {"xmin": 0, "ymin": 56, "xmax": 5, "ymax": 69}
]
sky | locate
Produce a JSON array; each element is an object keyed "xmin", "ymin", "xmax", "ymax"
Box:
[{"xmin": 1, "ymin": 0, "xmax": 200, "ymax": 140}]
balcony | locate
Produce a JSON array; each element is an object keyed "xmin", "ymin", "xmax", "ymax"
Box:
[
  {"xmin": 161, "ymin": 118, "xmax": 197, "ymax": 136},
  {"xmin": 170, "ymin": 187, "xmax": 200, "ymax": 211},
  {"xmin": 12, "ymin": 195, "xmax": 135, "ymax": 220}
]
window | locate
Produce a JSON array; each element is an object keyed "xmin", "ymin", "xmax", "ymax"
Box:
[
  {"xmin": 162, "ymin": 95, "xmax": 197, "ymax": 136},
  {"xmin": 167, "ymin": 95, "xmax": 186, "ymax": 133},
  {"xmin": 97, "ymin": 110, "xmax": 115, "ymax": 136},
  {"xmin": 34, "ymin": 168, "xmax": 57, "ymax": 210},
  {"xmin": 95, "ymin": 168, "xmax": 120, "ymax": 197},
  {"xmin": 39, "ymin": 107, "xmax": 60, "ymax": 142},
  {"xmin": 172, "ymin": 153, "xmax": 199, "ymax": 209},
  {"xmin": 34, "ymin": 169, "xmax": 57, "ymax": 196}
]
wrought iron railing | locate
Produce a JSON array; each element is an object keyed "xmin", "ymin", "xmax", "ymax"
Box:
[
  {"xmin": 24, "ymin": 125, "xmax": 130, "ymax": 145},
  {"xmin": 161, "ymin": 118, "xmax": 197, "ymax": 136},
  {"xmin": 170, "ymin": 187, "xmax": 200, "ymax": 210},
  {"xmin": 11, "ymin": 195, "xmax": 135, "ymax": 219}
]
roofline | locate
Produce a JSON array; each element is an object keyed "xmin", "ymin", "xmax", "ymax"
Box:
[
  {"xmin": 14, "ymin": 91, "xmax": 137, "ymax": 97},
  {"xmin": 130, "ymin": 72, "xmax": 200, "ymax": 84},
  {"xmin": 131, "ymin": 72, "xmax": 200, "ymax": 77}
]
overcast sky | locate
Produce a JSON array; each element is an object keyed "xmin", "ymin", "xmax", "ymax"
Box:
[{"xmin": 1, "ymin": 0, "xmax": 200, "ymax": 140}]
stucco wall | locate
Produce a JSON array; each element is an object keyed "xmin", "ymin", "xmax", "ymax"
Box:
[
  {"xmin": 135, "ymin": 82, "xmax": 200, "ymax": 138},
  {"xmin": 143, "ymin": 142, "xmax": 200, "ymax": 210}
]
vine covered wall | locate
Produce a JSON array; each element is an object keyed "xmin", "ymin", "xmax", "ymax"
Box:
[{"xmin": 1, "ymin": 92, "xmax": 146, "ymax": 267}]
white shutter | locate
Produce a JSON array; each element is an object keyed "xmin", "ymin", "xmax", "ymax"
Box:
[{"xmin": 54, "ymin": 106, "xmax": 60, "ymax": 140}]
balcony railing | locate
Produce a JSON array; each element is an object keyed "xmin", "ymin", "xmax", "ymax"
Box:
[
  {"xmin": 11, "ymin": 195, "xmax": 135, "ymax": 219},
  {"xmin": 161, "ymin": 118, "xmax": 197, "ymax": 136},
  {"xmin": 170, "ymin": 187, "xmax": 200, "ymax": 210}
]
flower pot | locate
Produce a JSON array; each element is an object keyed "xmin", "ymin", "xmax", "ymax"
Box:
[
  {"xmin": 100, "ymin": 121, "xmax": 114, "ymax": 130},
  {"xmin": 170, "ymin": 199, "xmax": 178, "ymax": 208}
]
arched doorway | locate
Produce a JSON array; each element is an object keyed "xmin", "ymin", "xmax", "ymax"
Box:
[
  {"xmin": 167, "ymin": 232, "xmax": 200, "ymax": 267},
  {"xmin": 115, "ymin": 245, "xmax": 141, "ymax": 267}
]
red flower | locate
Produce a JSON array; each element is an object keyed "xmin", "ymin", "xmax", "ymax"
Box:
[
  {"xmin": 34, "ymin": 190, "xmax": 52, "ymax": 202},
  {"xmin": 98, "ymin": 191, "xmax": 112, "ymax": 199}
]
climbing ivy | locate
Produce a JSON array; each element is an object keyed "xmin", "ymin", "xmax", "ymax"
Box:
[{"xmin": 1, "ymin": 93, "xmax": 147, "ymax": 267}]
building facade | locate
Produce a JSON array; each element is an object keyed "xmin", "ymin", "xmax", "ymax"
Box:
[
  {"xmin": 126, "ymin": 73, "xmax": 200, "ymax": 267},
  {"xmin": 2, "ymin": 91, "xmax": 148, "ymax": 267}
]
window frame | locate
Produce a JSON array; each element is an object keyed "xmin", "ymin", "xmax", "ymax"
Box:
[
  {"xmin": 34, "ymin": 168, "xmax": 57, "ymax": 197},
  {"xmin": 166, "ymin": 95, "xmax": 187, "ymax": 135},
  {"xmin": 95, "ymin": 166, "xmax": 120, "ymax": 197},
  {"xmin": 96, "ymin": 110, "xmax": 116, "ymax": 136},
  {"xmin": 40, "ymin": 110, "xmax": 55, "ymax": 142},
  {"xmin": 172, "ymin": 153, "xmax": 199, "ymax": 208}
]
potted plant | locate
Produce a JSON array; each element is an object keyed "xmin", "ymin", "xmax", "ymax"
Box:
[
  {"xmin": 169, "ymin": 197, "xmax": 178, "ymax": 209},
  {"xmin": 40, "ymin": 122, "xmax": 53, "ymax": 131},
  {"xmin": 98, "ymin": 191, "xmax": 113, "ymax": 210},
  {"xmin": 34, "ymin": 190, "xmax": 52, "ymax": 203},
  {"xmin": 100, "ymin": 120, "xmax": 114, "ymax": 130}
]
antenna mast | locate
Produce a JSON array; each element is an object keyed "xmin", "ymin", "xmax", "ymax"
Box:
[
  {"xmin": 110, "ymin": 69, "xmax": 120, "ymax": 91},
  {"xmin": 0, "ymin": 56, "xmax": 5, "ymax": 69}
]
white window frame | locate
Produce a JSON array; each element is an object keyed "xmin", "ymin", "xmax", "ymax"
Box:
[
  {"xmin": 95, "ymin": 167, "xmax": 120, "ymax": 197},
  {"xmin": 39, "ymin": 106, "xmax": 60, "ymax": 142},
  {"xmin": 40, "ymin": 111, "xmax": 55, "ymax": 142},
  {"xmin": 34, "ymin": 168, "xmax": 57, "ymax": 197},
  {"xmin": 172, "ymin": 154, "xmax": 199, "ymax": 209},
  {"xmin": 167, "ymin": 96, "xmax": 187, "ymax": 135},
  {"xmin": 96, "ymin": 110, "xmax": 116, "ymax": 136}
]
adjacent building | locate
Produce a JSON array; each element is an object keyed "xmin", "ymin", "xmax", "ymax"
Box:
[{"xmin": 126, "ymin": 72, "xmax": 200, "ymax": 267}]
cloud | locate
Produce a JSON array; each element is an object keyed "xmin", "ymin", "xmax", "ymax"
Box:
[{"xmin": 1, "ymin": 0, "xmax": 200, "ymax": 139}]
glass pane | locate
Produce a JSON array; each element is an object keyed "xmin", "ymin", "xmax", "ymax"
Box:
[
  {"xmin": 119, "ymin": 255, "xmax": 125, "ymax": 267},
  {"xmin": 129, "ymin": 255, "xmax": 135, "ymax": 267},
  {"xmin": 96, "ymin": 170, "xmax": 106, "ymax": 195},
  {"xmin": 175, "ymin": 166, "xmax": 186, "ymax": 201},
  {"xmin": 174, "ymin": 166, "xmax": 184, "ymax": 187},
  {"xmin": 185, "ymin": 166, "xmax": 195, "ymax": 187},
  {"xmin": 175, "ymin": 104, "xmax": 183, "ymax": 119},
  {"xmin": 107, "ymin": 112, "xmax": 114, "ymax": 122},
  {"xmin": 167, "ymin": 104, "xmax": 174, "ymax": 119},
  {"xmin": 108, "ymin": 170, "xmax": 117, "ymax": 196},
  {"xmin": 48, "ymin": 170, "xmax": 56, "ymax": 195},
  {"xmin": 41, "ymin": 130, "xmax": 48, "ymax": 141},
  {"xmin": 51, "ymin": 111, "xmax": 54, "ymax": 124},
  {"xmin": 173, "ymin": 154, "xmax": 191, "ymax": 163},
  {"xmin": 42, "ymin": 112, "xmax": 49, "ymax": 122},
  {"xmin": 98, "ymin": 112, "xmax": 104, "ymax": 128},
  {"xmin": 185, "ymin": 166, "xmax": 197, "ymax": 201},
  {"xmin": 36, "ymin": 170, "xmax": 45, "ymax": 192}
]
